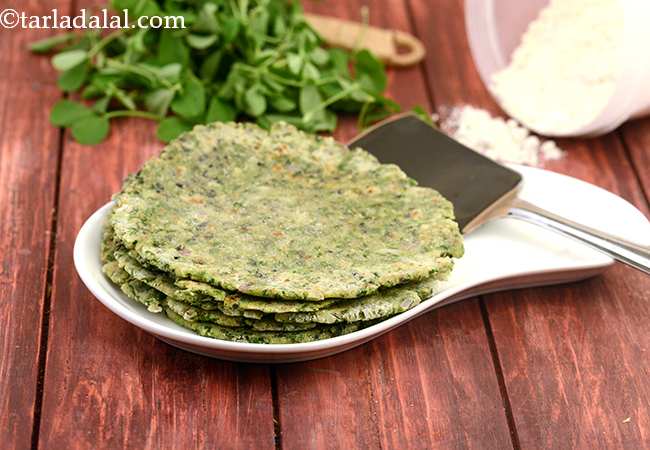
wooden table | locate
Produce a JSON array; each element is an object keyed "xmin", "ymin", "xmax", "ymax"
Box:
[{"xmin": 2, "ymin": 1, "xmax": 649, "ymax": 449}]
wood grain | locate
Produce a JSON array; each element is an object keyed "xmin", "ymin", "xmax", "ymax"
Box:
[
  {"xmin": 275, "ymin": 2, "xmax": 514, "ymax": 450},
  {"xmin": 0, "ymin": 0, "xmax": 70, "ymax": 82},
  {"xmin": 620, "ymin": 117, "xmax": 650, "ymax": 201},
  {"xmin": 37, "ymin": 120, "xmax": 275, "ymax": 449},
  {"xmin": 0, "ymin": 1, "xmax": 69, "ymax": 449},
  {"xmin": 408, "ymin": 0, "xmax": 650, "ymax": 447}
]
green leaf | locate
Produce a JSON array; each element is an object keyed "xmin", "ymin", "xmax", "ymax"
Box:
[
  {"xmin": 157, "ymin": 117, "xmax": 192, "ymax": 142},
  {"xmin": 57, "ymin": 62, "xmax": 89, "ymax": 92},
  {"xmin": 249, "ymin": 8, "xmax": 270, "ymax": 37},
  {"xmin": 270, "ymin": 96, "xmax": 295, "ymax": 112},
  {"xmin": 81, "ymin": 84, "xmax": 104, "ymax": 99},
  {"xmin": 200, "ymin": 51, "xmax": 222, "ymax": 81},
  {"xmin": 193, "ymin": 3, "xmax": 218, "ymax": 33},
  {"xmin": 52, "ymin": 49, "xmax": 88, "ymax": 71},
  {"xmin": 221, "ymin": 17, "xmax": 240, "ymax": 43},
  {"xmin": 206, "ymin": 97, "xmax": 236, "ymax": 123},
  {"xmin": 111, "ymin": 0, "xmax": 137, "ymax": 12},
  {"xmin": 136, "ymin": 0, "xmax": 160, "ymax": 17},
  {"xmin": 145, "ymin": 63, "xmax": 182, "ymax": 84},
  {"xmin": 112, "ymin": 0, "xmax": 159, "ymax": 18},
  {"xmin": 299, "ymin": 85, "xmax": 322, "ymax": 116},
  {"xmin": 287, "ymin": 53, "xmax": 302, "ymax": 75},
  {"xmin": 145, "ymin": 88, "xmax": 175, "ymax": 116},
  {"xmin": 50, "ymin": 99, "xmax": 93, "ymax": 126},
  {"xmin": 158, "ymin": 32, "xmax": 189, "ymax": 67},
  {"xmin": 310, "ymin": 109, "xmax": 337, "ymax": 132},
  {"xmin": 128, "ymin": 28, "xmax": 148, "ymax": 54},
  {"xmin": 262, "ymin": 77, "xmax": 284, "ymax": 94},
  {"xmin": 256, "ymin": 115, "xmax": 271, "ymax": 130},
  {"xmin": 355, "ymin": 49, "xmax": 386, "ymax": 95},
  {"xmin": 245, "ymin": 88, "xmax": 267, "ymax": 117},
  {"xmin": 93, "ymin": 96, "xmax": 111, "ymax": 114},
  {"xmin": 273, "ymin": 15, "xmax": 287, "ymax": 36},
  {"xmin": 71, "ymin": 115, "xmax": 110, "ymax": 145},
  {"xmin": 310, "ymin": 47, "xmax": 329, "ymax": 66},
  {"xmin": 171, "ymin": 75, "xmax": 206, "ymax": 119},
  {"xmin": 329, "ymin": 49, "xmax": 350, "ymax": 76},
  {"xmin": 410, "ymin": 105, "xmax": 435, "ymax": 127},
  {"xmin": 114, "ymin": 88, "xmax": 136, "ymax": 110},
  {"xmin": 186, "ymin": 34, "xmax": 218, "ymax": 50},
  {"xmin": 349, "ymin": 85, "xmax": 374, "ymax": 103},
  {"xmin": 302, "ymin": 62, "xmax": 320, "ymax": 80},
  {"xmin": 358, "ymin": 96, "xmax": 401, "ymax": 128},
  {"xmin": 29, "ymin": 33, "xmax": 76, "ymax": 54}
]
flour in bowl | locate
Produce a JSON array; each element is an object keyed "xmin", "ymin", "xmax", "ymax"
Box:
[{"xmin": 491, "ymin": 0, "xmax": 624, "ymax": 134}]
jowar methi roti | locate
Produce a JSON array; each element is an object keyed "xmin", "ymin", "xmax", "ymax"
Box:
[
  {"xmin": 103, "ymin": 223, "xmax": 447, "ymax": 325},
  {"xmin": 101, "ymin": 121, "xmax": 464, "ymax": 344},
  {"xmin": 110, "ymin": 122, "xmax": 463, "ymax": 301}
]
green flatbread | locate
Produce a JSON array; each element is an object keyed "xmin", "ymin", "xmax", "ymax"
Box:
[
  {"xmin": 222, "ymin": 293, "xmax": 339, "ymax": 314},
  {"xmin": 166, "ymin": 299, "xmax": 317, "ymax": 331},
  {"xmin": 274, "ymin": 277, "xmax": 443, "ymax": 324},
  {"xmin": 102, "ymin": 261, "xmax": 164, "ymax": 313},
  {"xmin": 102, "ymin": 222, "xmax": 449, "ymax": 341},
  {"xmin": 107, "ymin": 222, "xmax": 448, "ymax": 320},
  {"xmin": 165, "ymin": 298, "xmax": 245, "ymax": 327},
  {"xmin": 165, "ymin": 309, "xmax": 362, "ymax": 344},
  {"xmin": 122, "ymin": 244, "xmax": 228, "ymax": 301},
  {"xmin": 111, "ymin": 122, "xmax": 463, "ymax": 300}
]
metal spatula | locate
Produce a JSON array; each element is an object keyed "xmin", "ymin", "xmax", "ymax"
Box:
[{"xmin": 349, "ymin": 114, "xmax": 650, "ymax": 275}]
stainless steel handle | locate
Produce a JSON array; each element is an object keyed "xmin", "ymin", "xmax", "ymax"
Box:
[{"xmin": 508, "ymin": 199, "xmax": 650, "ymax": 275}]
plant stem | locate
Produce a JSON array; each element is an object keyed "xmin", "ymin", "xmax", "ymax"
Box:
[
  {"xmin": 105, "ymin": 110, "xmax": 161, "ymax": 120},
  {"xmin": 304, "ymin": 84, "xmax": 360, "ymax": 120},
  {"xmin": 88, "ymin": 30, "xmax": 124, "ymax": 58}
]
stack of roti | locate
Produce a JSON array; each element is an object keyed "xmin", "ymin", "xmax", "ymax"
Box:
[{"xmin": 101, "ymin": 122, "xmax": 464, "ymax": 344}]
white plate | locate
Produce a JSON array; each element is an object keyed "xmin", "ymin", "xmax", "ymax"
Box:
[{"xmin": 74, "ymin": 165, "xmax": 650, "ymax": 363}]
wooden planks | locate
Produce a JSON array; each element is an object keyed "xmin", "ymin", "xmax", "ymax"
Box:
[
  {"xmin": 275, "ymin": 2, "xmax": 514, "ymax": 449},
  {"xmin": 408, "ymin": 0, "xmax": 650, "ymax": 447},
  {"xmin": 37, "ymin": 117, "xmax": 276, "ymax": 449},
  {"xmin": 0, "ymin": 1, "xmax": 69, "ymax": 449}
]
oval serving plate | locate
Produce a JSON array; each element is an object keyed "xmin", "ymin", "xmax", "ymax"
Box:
[{"xmin": 74, "ymin": 165, "xmax": 650, "ymax": 363}]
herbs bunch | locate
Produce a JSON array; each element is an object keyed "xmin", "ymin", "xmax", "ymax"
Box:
[{"xmin": 31, "ymin": 0, "xmax": 400, "ymax": 145}]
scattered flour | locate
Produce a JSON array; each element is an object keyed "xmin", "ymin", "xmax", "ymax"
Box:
[
  {"xmin": 441, "ymin": 105, "xmax": 564, "ymax": 166},
  {"xmin": 491, "ymin": 0, "xmax": 623, "ymax": 134}
]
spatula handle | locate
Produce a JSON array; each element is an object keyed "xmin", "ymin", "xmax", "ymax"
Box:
[{"xmin": 509, "ymin": 199, "xmax": 650, "ymax": 275}]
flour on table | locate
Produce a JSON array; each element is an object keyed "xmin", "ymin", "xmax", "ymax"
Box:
[
  {"xmin": 490, "ymin": 0, "xmax": 623, "ymax": 134},
  {"xmin": 440, "ymin": 105, "xmax": 564, "ymax": 166}
]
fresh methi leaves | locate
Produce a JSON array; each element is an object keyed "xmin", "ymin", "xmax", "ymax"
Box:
[{"xmin": 31, "ymin": 0, "xmax": 409, "ymax": 145}]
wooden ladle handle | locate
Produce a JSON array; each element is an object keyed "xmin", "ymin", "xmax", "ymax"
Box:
[
  {"xmin": 305, "ymin": 13, "xmax": 425, "ymax": 67},
  {"xmin": 390, "ymin": 30, "xmax": 426, "ymax": 67}
]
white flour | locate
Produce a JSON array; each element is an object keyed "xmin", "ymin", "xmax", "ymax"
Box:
[
  {"xmin": 441, "ymin": 106, "xmax": 564, "ymax": 166},
  {"xmin": 491, "ymin": 0, "xmax": 623, "ymax": 134}
]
